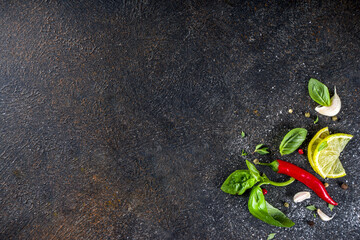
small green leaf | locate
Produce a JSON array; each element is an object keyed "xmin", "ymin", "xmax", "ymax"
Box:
[
  {"xmin": 314, "ymin": 116, "xmax": 319, "ymax": 124},
  {"xmin": 279, "ymin": 128, "xmax": 308, "ymax": 155},
  {"xmin": 318, "ymin": 141, "xmax": 328, "ymax": 151},
  {"xmin": 255, "ymin": 147, "xmax": 270, "ymax": 155},
  {"xmin": 328, "ymin": 204, "xmax": 334, "ymax": 211},
  {"xmin": 308, "ymin": 78, "xmax": 331, "ymax": 106},
  {"xmin": 255, "ymin": 144, "xmax": 264, "ymax": 151},
  {"xmin": 241, "ymin": 149, "xmax": 248, "ymax": 156},
  {"xmin": 241, "ymin": 131, "xmax": 245, "ymax": 138},
  {"xmin": 306, "ymin": 205, "xmax": 316, "ymax": 211},
  {"xmin": 313, "ymin": 212, "xmax": 317, "ymax": 218},
  {"xmin": 267, "ymin": 233, "xmax": 276, "ymax": 240}
]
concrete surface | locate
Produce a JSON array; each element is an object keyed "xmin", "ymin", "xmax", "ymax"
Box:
[{"xmin": 1, "ymin": 0, "xmax": 359, "ymax": 239}]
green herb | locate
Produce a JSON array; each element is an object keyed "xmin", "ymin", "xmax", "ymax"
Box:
[
  {"xmin": 241, "ymin": 149, "xmax": 248, "ymax": 156},
  {"xmin": 267, "ymin": 233, "xmax": 276, "ymax": 240},
  {"xmin": 313, "ymin": 212, "xmax": 317, "ymax": 218},
  {"xmin": 222, "ymin": 161, "xmax": 295, "ymax": 228},
  {"xmin": 221, "ymin": 170, "xmax": 258, "ymax": 195},
  {"xmin": 328, "ymin": 204, "xmax": 334, "ymax": 211},
  {"xmin": 306, "ymin": 205, "xmax": 316, "ymax": 211},
  {"xmin": 246, "ymin": 160, "xmax": 261, "ymax": 181},
  {"xmin": 248, "ymin": 186, "xmax": 295, "ymax": 228},
  {"xmin": 318, "ymin": 141, "xmax": 328, "ymax": 151},
  {"xmin": 308, "ymin": 78, "xmax": 331, "ymax": 106},
  {"xmin": 241, "ymin": 131, "xmax": 246, "ymax": 138},
  {"xmin": 279, "ymin": 128, "xmax": 308, "ymax": 155},
  {"xmin": 314, "ymin": 116, "xmax": 319, "ymax": 124},
  {"xmin": 254, "ymin": 144, "xmax": 270, "ymax": 155}
]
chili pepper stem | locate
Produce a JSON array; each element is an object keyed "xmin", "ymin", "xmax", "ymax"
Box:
[
  {"xmin": 267, "ymin": 177, "xmax": 295, "ymax": 187},
  {"xmin": 259, "ymin": 177, "xmax": 295, "ymax": 187},
  {"xmin": 257, "ymin": 161, "xmax": 279, "ymax": 172}
]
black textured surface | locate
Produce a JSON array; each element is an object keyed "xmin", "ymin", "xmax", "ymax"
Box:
[{"xmin": 1, "ymin": 1, "xmax": 360, "ymax": 239}]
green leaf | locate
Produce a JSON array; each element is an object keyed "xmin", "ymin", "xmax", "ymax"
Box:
[
  {"xmin": 328, "ymin": 204, "xmax": 334, "ymax": 211},
  {"xmin": 318, "ymin": 141, "xmax": 328, "ymax": 151},
  {"xmin": 241, "ymin": 131, "xmax": 245, "ymax": 138},
  {"xmin": 255, "ymin": 147, "xmax": 270, "ymax": 155},
  {"xmin": 313, "ymin": 212, "xmax": 317, "ymax": 218},
  {"xmin": 306, "ymin": 205, "xmax": 316, "ymax": 211},
  {"xmin": 254, "ymin": 144, "xmax": 270, "ymax": 155},
  {"xmin": 241, "ymin": 149, "xmax": 248, "ymax": 156},
  {"xmin": 314, "ymin": 116, "xmax": 319, "ymax": 124},
  {"xmin": 248, "ymin": 186, "xmax": 295, "ymax": 228},
  {"xmin": 279, "ymin": 128, "xmax": 308, "ymax": 155},
  {"xmin": 308, "ymin": 78, "xmax": 331, "ymax": 106},
  {"xmin": 221, "ymin": 170, "xmax": 258, "ymax": 195},
  {"xmin": 255, "ymin": 144, "xmax": 264, "ymax": 151},
  {"xmin": 246, "ymin": 160, "xmax": 261, "ymax": 181},
  {"xmin": 267, "ymin": 233, "xmax": 276, "ymax": 240}
]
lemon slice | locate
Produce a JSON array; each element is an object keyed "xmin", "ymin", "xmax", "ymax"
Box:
[
  {"xmin": 307, "ymin": 127, "xmax": 330, "ymax": 173},
  {"xmin": 313, "ymin": 133, "xmax": 353, "ymax": 178}
]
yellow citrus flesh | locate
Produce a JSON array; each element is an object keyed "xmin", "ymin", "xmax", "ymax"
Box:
[
  {"xmin": 313, "ymin": 133, "xmax": 353, "ymax": 178},
  {"xmin": 307, "ymin": 127, "xmax": 330, "ymax": 174}
]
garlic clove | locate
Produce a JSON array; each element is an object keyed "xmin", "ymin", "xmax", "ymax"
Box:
[
  {"xmin": 315, "ymin": 87, "xmax": 341, "ymax": 117},
  {"xmin": 293, "ymin": 191, "xmax": 311, "ymax": 203},
  {"xmin": 317, "ymin": 208, "xmax": 335, "ymax": 221}
]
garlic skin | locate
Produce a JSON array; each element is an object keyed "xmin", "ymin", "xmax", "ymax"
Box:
[
  {"xmin": 293, "ymin": 191, "xmax": 311, "ymax": 203},
  {"xmin": 317, "ymin": 208, "xmax": 335, "ymax": 221},
  {"xmin": 315, "ymin": 87, "xmax": 341, "ymax": 117}
]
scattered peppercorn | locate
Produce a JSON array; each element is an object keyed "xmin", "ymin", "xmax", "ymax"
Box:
[
  {"xmin": 253, "ymin": 158, "xmax": 260, "ymax": 164},
  {"xmin": 305, "ymin": 112, "xmax": 310, "ymax": 118},
  {"xmin": 307, "ymin": 220, "xmax": 315, "ymax": 226},
  {"xmin": 298, "ymin": 149, "xmax": 304, "ymax": 155},
  {"xmin": 284, "ymin": 202, "xmax": 289, "ymax": 208},
  {"xmin": 341, "ymin": 183, "xmax": 348, "ymax": 190},
  {"xmin": 324, "ymin": 182, "xmax": 329, "ymax": 188},
  {"xmin": 288, "ymin": 109, "xmax": 293, "ymax": 114},
  {"xmin": 332, "ymin": 116, "xmax": 338, "ymax": 121},
  {"xmin": 262, "ymin": 188, "xmax": 268, "ymax": 195}
]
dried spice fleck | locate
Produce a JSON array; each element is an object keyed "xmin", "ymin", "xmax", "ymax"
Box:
[
  {"xmin": 307, "ymin": 220, "xmax": 315, "ymax": 226},
  {"xmin": 341, "ymin": 183, "xmax": 348, "ymax": 190}
]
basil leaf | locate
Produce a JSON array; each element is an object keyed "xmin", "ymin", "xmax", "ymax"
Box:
[
  {"xmin": 318, "ymin": 141, "xmax": 328, "ymax": 151},
  {"xmin": 308, "ymin": 78, "xmax": 331, "ymax": 106},
  {"xmin": 221, "ymin": 170, "xmax": 258, "ymax": 195},
  {"xmin": 255, "ymin": 144, "xmax": 264, "ymax": 151},
  {"xmin": 267, "ymin": 233, "xmax": 276, "ymax": 240},
  {"xmin": 306, "ymin": 205, "xmax": 316, "ymax": 211},
  {"xmin": 256, "ymin": 148, "xmax": 270, "ymax": 155},
  {"xmin": 279, "ymin": 128, "xmax": 308, "ymax": 155},
  {"xmin": 246, "ymin": 160, "xmax": 261, "ymax": 181},
  {"xmin": 241, "ymin": 149, "xmax": 248, "ymax": 156},
  {"xmin": 241, "ymin": 131, "xmax": 245, "ymax": 138},
  {"xmin": 248, "ymin": 186, "xmax": 295, "ymax": 228}
]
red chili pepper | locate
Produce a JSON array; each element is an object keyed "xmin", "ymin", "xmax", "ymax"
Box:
[
  {"xmin": 262, "ymin": 188, "xmax": 268, "ymax": 195},
  {"xmin": 260, "ymin": 160, "xmax": 338, "ymax": 206},
  {"xmin": 298, "ymin": 149, "xmax": 304, "ymax": 155}
]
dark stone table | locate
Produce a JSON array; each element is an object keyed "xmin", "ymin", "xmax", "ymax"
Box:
[{"xmin": 1, "ymin": 1, "xmax": 359, "ymax": 239}]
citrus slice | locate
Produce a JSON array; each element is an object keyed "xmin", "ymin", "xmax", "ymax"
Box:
[
  {"xmin": 307, "ymin": 127, "xmax": 330, "ymax": 173},
  {"xmin": 313, "ymin": 133, "xmax": 353, "ymax": 178}
]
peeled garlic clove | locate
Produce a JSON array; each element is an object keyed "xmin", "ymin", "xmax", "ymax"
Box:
[
  {"xmin": 315, "ymin": 87, "xmax": 341, "ymax": 117},
  {"xmin": 293, "ymin": 191, "xmax": 311, "ymax": 203},
  {"xmin": 317, "ymin": 208, "xmax": 335, "ymax": 221}
]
